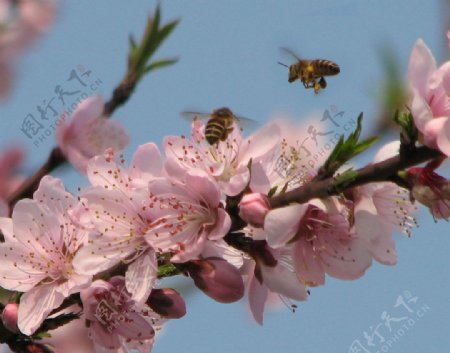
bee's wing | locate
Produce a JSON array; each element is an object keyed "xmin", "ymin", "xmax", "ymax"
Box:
[
  {"xmin": 181, "ymin": 111, "xmax": 211, "ymax": 122},
  {"xmin": 234, "ymin": 115, "xmax": 259, "ymax": 129},
  {"xmin": 280, "ymin": 47, "xmax": 302, "ymax": 61}
]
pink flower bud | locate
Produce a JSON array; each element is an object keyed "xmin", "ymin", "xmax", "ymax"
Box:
[
  {"xmin": 2, "ymin": 303, "xmax": 19, "ymax": 333},
  {"xmin": 407, "ymin": 164, "xmax": 450, "ymax": 220},
  {"xmin": 239, "ymin": 193, "xmax": 270, "ymax": 227},
  {"xmin": 147, "ymin": 288, "xmax": 186, "ymax": 319},
  {"xmin": 187, "ymin": 257, "xmax": 244, "ymax": 303}
]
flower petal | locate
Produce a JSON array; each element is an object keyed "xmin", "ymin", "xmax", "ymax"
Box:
[
  {"xmin": 435, "ymin": 117, "xmax": 450, "ymax": 156},
  {"xmin": 125, "ymin": 250, "xmax": 157, "ymax": 304},
  {"xmin": 264, "ymin": 204, "xmax": 308, "ymax": 248},
  {"xmin": 248, "ymin": 271, "xmax": 267, "ymax": 325},
  {"xmin": 128, "ymin": 143, "xmax": 163, "ymax": 186},
  {"xmin": 185, "ymin": 170, "xmax": 220, "ymax": 206},
  {"xmin": 208, "ymin": 208, "xmax": 231, "ymax": 240},
  {"xmin": 373, "ymin": 141, "xmax": 400, "ymax": 163},
  {"xmin": 18, "ymin": 283, "xmax": 65, "ymax": 335},
  {"xmin": 320, "ymin": 238, "xmax": 372, "ymax": 280},
  {"xmin": 411, "ymin": 93, "xmax": 433, "ymax": 132},
  {"xmin": 249, "ymin": 162, "xmax": 271, "ymax": 194},
  {"xmin": 355, "ymin": 198, "xmax": 397, "ymax": 265},
  {"xmin": 91, "ymin": 321, "xmax": 121, "ymax": 349},
  {"xmin": 262, "ymin": 265, "xmax": 308, "ymax": 301},
  {"xmin": 0, "ymin": 243, "xmax": 47, "ymax": 291},
  {"xmin": 292, "ymin": 239, "xmax": 325, "ymax": 286},
  {"xmin": 115, "ymin": 312, "xmax": 155, "ymax": 340},
  {"xmin": 408, "ymin": 39, "xmax": 436, "ymax": 97}
]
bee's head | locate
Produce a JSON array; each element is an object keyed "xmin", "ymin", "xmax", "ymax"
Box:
[
  {"xmin": 278, "ymin": 61, "xmax": 297, "ymax": 83},
  {"xmin": 288, "ymin": 65, "xmax": 298, "ymax": 83},
  {"xmin": 213, "ymin": 107, "xmax": 234, "ymax": 119}
]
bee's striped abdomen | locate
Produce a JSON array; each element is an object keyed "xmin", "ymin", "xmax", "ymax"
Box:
[
  {"xmin": 205, "ymin": 117, "xmax": 227, "ymax": 145},
  {"xmin": 313, "ymin": 60, "xmax": 340, "ymax": 76}
]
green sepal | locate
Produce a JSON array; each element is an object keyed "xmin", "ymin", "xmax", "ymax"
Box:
[{"xmin": 158, "ymin": 263, "xmax": 181, "ymax": 278}]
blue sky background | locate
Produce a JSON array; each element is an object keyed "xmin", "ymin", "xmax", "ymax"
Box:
[{"xmin": 1, "ymin": 0, "xmax": 450, "ymax": 352}]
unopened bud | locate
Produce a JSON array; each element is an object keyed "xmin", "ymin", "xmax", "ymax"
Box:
[
  {"xmin": 147, "ymin": 288, "xmax": 186, "ymax": 319},
  {"xmin": 2, "ymin": 303, "xmax": 19, "ymax": 333},
  {"xmin": 239, "ymin": 193, "xmax": 270, "ymax": 227},
  {"xmin": 187, "ymin": 257, "xmax": 244, "ymax": 303}
]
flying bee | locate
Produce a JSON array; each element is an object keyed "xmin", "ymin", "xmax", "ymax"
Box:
[
  {"xmin": 278, "ymin": 47, "xmax": 340, "ymax": 93},
  {"xmin": 181, "ymin": 107, "xmax": 255, "ymax": 145}
]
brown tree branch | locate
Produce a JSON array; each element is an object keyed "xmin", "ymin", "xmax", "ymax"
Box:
[
  {"xmin": 269, "ymin": 145, "xmax": 442, "ymax": 208},
  {"xmin": 7, "ymin": 147, "xmax": 66, "ymax": 207}
]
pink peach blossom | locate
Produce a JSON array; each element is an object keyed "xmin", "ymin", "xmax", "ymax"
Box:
[
  {"xmin": 145, "ymin": 170, "xmax": 231, "ymax": 263},
  {"xmin": 264, "ymin": 198, "xmax": 372, "ymax": 286},
  {"xmin": 249, "ymin": 119, "xmax": 324, "ymax": 196},
  {"xmin": 81, "ymin": 277, "xmax": 162, "ymax": 353},
  {"xmin": 72, "ymin": 187, "xmax": 158, "ymax": 304},
  {"xmin": 56, "ymin": 95, "xmax": 129, "ymax": 174},
  {"xmin": 242, "ymin": 245, "xmax": 309, "ymax": 325},
  {"xmin": 0, "ymin": 176, "xmax": 91, "ymax": 335},
  {"xmin": 86, "ymin": 143, "xmax": 163, "ymax": 190},
  {"xmin": 73, "ymin": 147, "xmax": 163, "ymax": 304},
  {"xmin": 164, "ymin": 119, "xmax": 280, "ymax": 196},
  {"xmin": 0, "ymin": 0, "xmax": 56, "ymax": 98},
  {"xmin": 351, "ymin": 183, "xmax": 416, "ymax": 265},
  {"xmin": 408, "ymin": 35, "xmax": 450, "ymax": 155},
  {"xmin": 351, "ymin": 141, "xmax": 417, "ymax": 265}
]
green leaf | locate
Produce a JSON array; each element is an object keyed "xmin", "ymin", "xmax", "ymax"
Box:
[
  {"xmin": 129, "ymin": 34, "xmax": 137, "ymax": 51},
  {"xmin": 143, "ymin": 57, "xmax": 179, "ymax": 73},
  {"xmin": 267, "ymin": 186, "xmax": 278, "ymax": 198},
  {"xmin": 139, "ymin": 19, "xmax": 179, "ymax": 69},
  {"xmin": 394, "ymin": 111, "xmax": 418, "ymax": 148},
  {"xmin": 129, "ymin": 4, "xmax": 180, "ymax": 78},
  {"xmin": 319, "ymin": 113, "xmax": 378, "ymax": 178},
  {"xmin": 352, "ymin": 136, "xmax": 378, "ymax": 155}
]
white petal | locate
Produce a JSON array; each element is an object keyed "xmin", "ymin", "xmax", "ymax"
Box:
[
  {"xmin": 208, "ymin": 208, "xmax": 231, "ymax": 240},
  {"xmin": 408, "ymin": 39, "xmax": 436, "ymax": 97},
  {"xmin": 126, "ymin": 250, "xmax": 157, "ymax": 304},
  {"xmin": 129, "ymin": 143, "xmax": 163, "ymax": 185},
  {"xmin": 262, "ymin": 264, "xmax": 308, "ymax": 301},
  {"xmin": 373, "ymin": 141, "xmax": 400, "ymax": 163},
  {"xmin": 411, "ymin": 93, "xmax": 433, "ymax": 132},
  {"xmin": 0, "ymin": 217, "xmax": 13, "ymax": 241},
  {"xmin": 12, "ymin": 200, "xmax": 62, "ymax": 250},
  {"xmin": 248, "ymin": 270, "xmax": 267, "ymax": 325},
  {"xmin": 264, "ymin": 204, "xmax": 307, "ymax": 248},
  {"xmin": 18, "ymin": 283, "xmax": 65, "ymax": 335},
  {"xmin": 355, "ymin": 198, "xmax": 397, "ymax": 265}
]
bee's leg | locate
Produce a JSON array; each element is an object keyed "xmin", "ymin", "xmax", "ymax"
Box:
[
  {"xmin": 302, "ymin": 80, "xmax": 309, "ymax": 89},
  {"xmin": 313, "ymin": 81, "xmax": 321, "ymax": 94},
  {"xmin": 303, "ymin": 80, "xmax": 315, "ymax": 89},
  {"xmin": 319, "ymin": 77, "xmax": 327, "ymax": 88}
]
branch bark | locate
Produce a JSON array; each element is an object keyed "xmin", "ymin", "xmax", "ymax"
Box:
[{"xmin": 269, "ymin": 145, "xmax": 441, "ymax": 208}]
